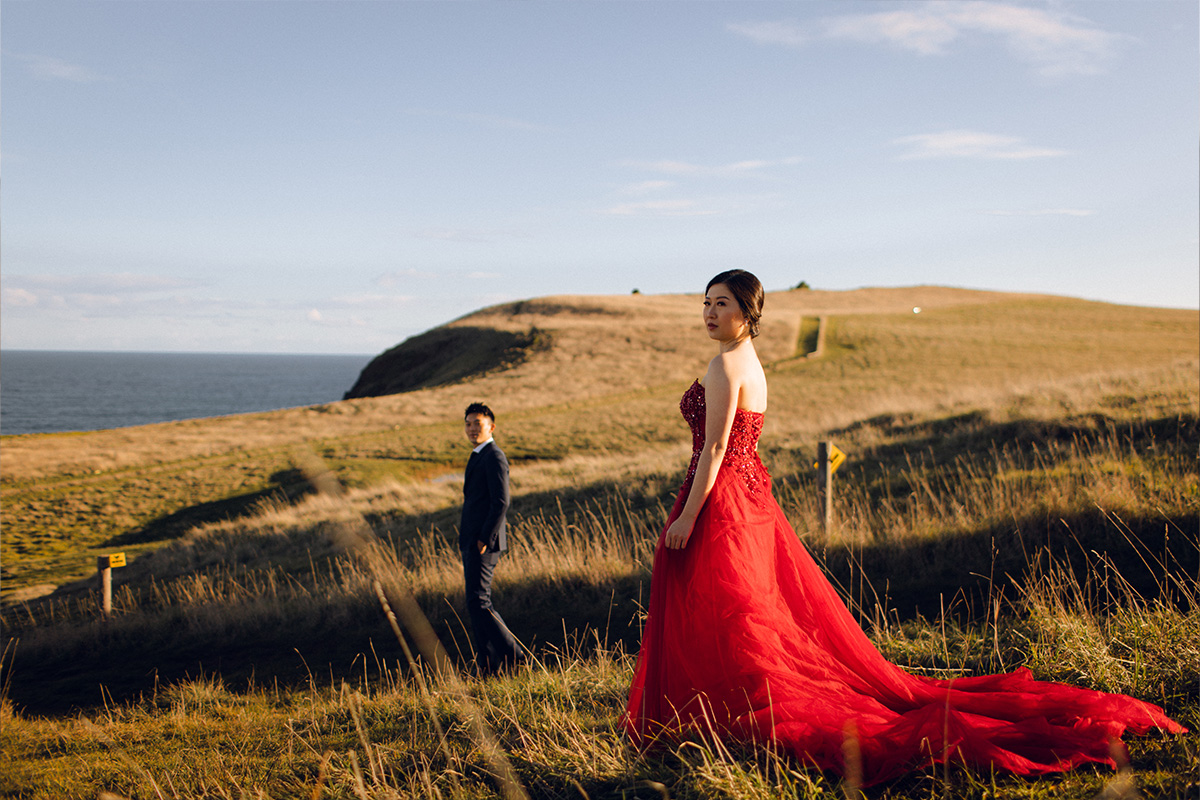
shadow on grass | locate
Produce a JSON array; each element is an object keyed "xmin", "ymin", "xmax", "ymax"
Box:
[
  {"xmin": 102, "ymin": 468, "xmax": 317, "ymax": 547},
  {"xmin": 2, "ymin": 567, "xmax": 645, "ymax": 717},
  {"xmin": 826, "ymin": 408, "xmax": 1195, "ymax": 470},
  {"xmin": 9, "ymin": 408, "xmax": 1196, "ymax": 717},
  {"xmin": 815, "ymin": 507, "xmax": 1199, "ymax": 626},
  {"xmin": 7, "ymin": 501, "xmax": 1195, "ymax": 718},
  {"xmin": 771, "ymin": 408, "xmax": 1199, "ymax": 620}
]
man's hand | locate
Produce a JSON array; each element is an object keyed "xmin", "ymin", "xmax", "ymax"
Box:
[{"xmin": 478, "ymin": 541, "xmax": 488, "ymax": 555}]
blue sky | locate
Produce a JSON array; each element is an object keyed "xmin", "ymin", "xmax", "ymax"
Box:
[{"xmin": 2, "ymin": 1, "xmax": 1196, "ymax": 355}]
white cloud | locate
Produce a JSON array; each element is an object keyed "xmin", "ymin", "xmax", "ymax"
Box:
[
  {"xmin": 13, "ymin": 53, "xmax": 109, "ymax": 83},
  {"xmin": 938, "ymin": 1, "xmax": 1127, "ymax": 77},
  {"xmin": 376, "ymin": 269, "xmax": 436, "ymax": 288},
  {"xmin": 823, "ymin": 8, "xmax": 959, "ymax": 55},
  {"xmin": 730, "ymin": 1, "xmax": 1128, "ymax": 77},
  {"xmin": 71, "ymin": 293, "xmax": 126, "ymax": 309},
  {"xmin": 619, "ymin": 157, "xmax": 803, "ymax": 178},
  {"xmin": 324, "ymin": 293, "xmax": 413, "ymax": 309},
  {"xmin": 377, "ymin": 267, "xmax": 501, "ymax": 287},
  {"xmin": 621, "ymin": 159, "xmax": 704, "ymax": 176},
  {"xmin": 8, "ymin": 272, "xmax": 198, "ymax": 293},
  {"xmin": 303, "ymin": 308, "xmax": 375, "ymax": 329},
  {"xmin": 893, "ymin": 130, "xmax": 1069, "ymax": 160},
  {"xmin": 983, "ymin": 208, "xmax": 1095, "ymax": 217},
  {"xmin": 411, "ymin": 226, "xmax": 525, "ymax": 243},
  {"xmin": 600, "ymin": 199, "xmax": 717, "ymax": 217},
  {"xmin": 727, "ymin": 20, "xmax": 812, "ymax": 48},
  {"xmin": 604, "ymin": 157, "xmax": 800, "ymax": 217},
  {"xmin": 622, "ymin": 180, "xmax": 676, "ymax": 195},
  {"xmin": 1, "ymin": 272, "xmax": 204, "ymax": 313},
  {"xmin": 1, "ymin": 287, "xmax": 39, "ymax": 308}
]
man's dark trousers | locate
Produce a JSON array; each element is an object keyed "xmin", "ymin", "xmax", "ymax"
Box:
[
  {"xmin": 461, "ymin": 547, "xmax": 520, "ymax": 675},
  {"xmin": 460, "ymin": 441, "xmax": 521, "ymax": 675}
]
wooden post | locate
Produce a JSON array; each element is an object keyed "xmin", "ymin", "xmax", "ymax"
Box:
[
  {"xmin": 96, "ymin": 553, "xmax": 125, "ymax": 618},
  {"xmin": 817, "ymin": 441, "xmax": 834, "ymax": 534},
  {"xmin": 98, "ymin": 557, "xmax": 113, "ymax": 617}
]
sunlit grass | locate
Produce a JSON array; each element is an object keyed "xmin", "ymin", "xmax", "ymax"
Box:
[
  {"xmin": 1, "ymin": 291, "xmax": 1197, "ymax": 798},
  {"xmin": 3, "ymin": 370, "xmax": 1197, "ymax": 798},
  {"xmin": 3, "ymin": 291, "xmax": 1195, "ymax": 596},
  {"xmin": 3, "ymin": 602, "xmax": 1195, "ymax": 799}
]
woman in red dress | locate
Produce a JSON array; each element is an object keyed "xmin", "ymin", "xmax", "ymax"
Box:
[{"xmin": 623, "ymin": 270, "xmax": 1183, "ymax": 785}]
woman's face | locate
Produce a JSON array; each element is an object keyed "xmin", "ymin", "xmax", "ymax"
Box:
[{"xmin": 703, "ymin": 283, "xmax": 749, "ymax": 343}]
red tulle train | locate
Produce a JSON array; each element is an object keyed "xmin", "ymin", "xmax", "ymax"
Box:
[{"xmin": 624, "ymin": 381, "xmax": 1184, "ymax": 785}]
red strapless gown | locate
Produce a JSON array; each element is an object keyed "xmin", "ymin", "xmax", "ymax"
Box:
[{"xmin": 624, "ymin": 380, "xmax": 1184, "ymax": 785}]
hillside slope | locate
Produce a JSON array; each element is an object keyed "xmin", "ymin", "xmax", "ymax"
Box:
[
  {"xmin": 2, "ymin": 287, "xmax": 1196, "ymax": 599},
  {"xmin": 1, "ymin": 286, "xmax": 1044, "ymax": 482}
]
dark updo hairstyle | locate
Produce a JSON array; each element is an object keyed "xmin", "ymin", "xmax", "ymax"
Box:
[{"xmin": 706, "ymin": 269, "xmax": 764, "ymax": 339}]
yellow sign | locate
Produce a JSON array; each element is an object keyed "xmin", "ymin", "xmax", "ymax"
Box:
[
  {"xmin": 813, "ymin": 445, "xmax": 847, "ymax": 474},
  {"xmin": 98, "ymin": 553, "xmax": 126, "ymax": 569}
]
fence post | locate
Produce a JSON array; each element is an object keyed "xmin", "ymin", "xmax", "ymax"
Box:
[
  {"xmin": 817, "ymin": 441, "xmax": 834, "ymax": 534},
  {"xmin": 98, "ymin": 557, "xmax": 113, "ymax": 617},
  {"xmin": 96, "ymin": 552, "xmax": 125, "ymax": 618}
]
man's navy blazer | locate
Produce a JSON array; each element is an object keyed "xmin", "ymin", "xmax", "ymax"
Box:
[{"xmin": 460, "ymin": 441, "xmax": 510, "ymax": 553}]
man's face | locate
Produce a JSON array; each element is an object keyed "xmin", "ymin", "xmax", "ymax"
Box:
[{"xmin": 464, "ymin": 412, "xmax": 495, "ymax": 446}]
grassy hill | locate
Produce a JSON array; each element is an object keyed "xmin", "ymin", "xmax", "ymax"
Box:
[
  {"xmin": 4, "ymin": 286, "xmax": 1193, "ymax": 598},
  {"xmin": 1, "ymin": 286, "xmax": 1197, "ymax": 799}
]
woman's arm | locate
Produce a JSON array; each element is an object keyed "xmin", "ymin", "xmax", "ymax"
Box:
[{"xmin": 663, "ymin": 355, "xmax": 739, "ymax": 549}]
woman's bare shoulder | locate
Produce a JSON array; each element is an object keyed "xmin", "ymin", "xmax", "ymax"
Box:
[
  {"xmin": 710, "ymin": 348, "xmax": 767, "ymax": 410},
  {"xmin": 704, "ymin": 351, "xmax": 737, "ymax": 382},
  {"xmin": 711, "ymin": 348, "xmax": 762, "ymax": 376}
]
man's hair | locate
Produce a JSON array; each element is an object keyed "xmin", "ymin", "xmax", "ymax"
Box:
[
  {"xmin": 706, "ymin": 269, "xmax": 764, "ymax": 338},
  {"xmin": 464, "ymin": 402, "xmax": 495, "ymax": 422}
]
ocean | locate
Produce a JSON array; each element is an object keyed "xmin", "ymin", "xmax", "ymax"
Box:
[{"xmin": 0, "ymin": 350, "xmax": 373, "ymax": 435}]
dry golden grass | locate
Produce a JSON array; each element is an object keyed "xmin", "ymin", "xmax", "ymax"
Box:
[
  {"xmin": 2, "ymin": 287, "xmax": 1196, "ymax": 603},
  {"xmin": 1, "ymin": 304, "xmax": 1197, "ymax": 799},
  {"xmin": 2, "ymin": 429, "xmax": 1196, "ymax": 799},
  {"xmin": 0, "ymin": 286, "xmax": 1111, "ymax": 483},
  {"xmin": 7, "ymin": 356, "xmax": 1195, "ymax": 653}
]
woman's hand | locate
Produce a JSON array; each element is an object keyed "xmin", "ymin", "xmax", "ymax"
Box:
[{"xmin": 663, "ymin": 515, "xmax": 695, "ymax": 549}]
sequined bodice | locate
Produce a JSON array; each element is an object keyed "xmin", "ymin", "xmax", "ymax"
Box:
[{"xmin": 681, "ymin": 379, "xmax": 768, "ymax": 498}]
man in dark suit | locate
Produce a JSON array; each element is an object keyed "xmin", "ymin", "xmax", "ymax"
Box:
[{"xmin": 460, "ymin": 402, "xmax": 523, "ymax": 676}]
